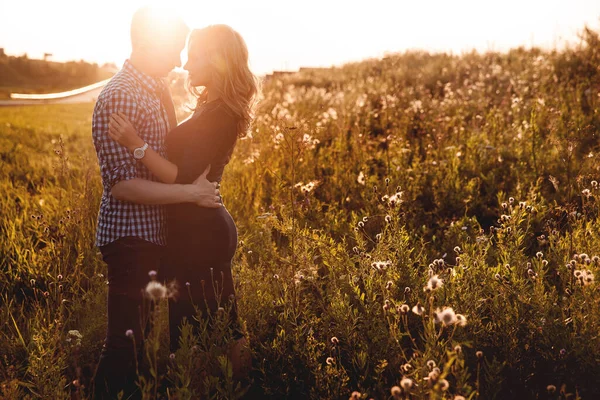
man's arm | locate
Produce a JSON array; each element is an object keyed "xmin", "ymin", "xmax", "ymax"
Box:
[
  {"xmin": 93, "ymin": 89, "xmax": 219, "ymax": 206},
  {"xmin": 112, "ymin": 178, "xmax": 220, "ymax": 206}
]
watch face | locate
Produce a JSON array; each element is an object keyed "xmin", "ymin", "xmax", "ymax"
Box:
[{"xmin": 134, "ymin": 148, "xmax": 144, "ymax": 159}]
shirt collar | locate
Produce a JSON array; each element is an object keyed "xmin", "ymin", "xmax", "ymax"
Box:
[{"xmin": 122, "ymin": 59, "xmax": 164, "ymax": 96}]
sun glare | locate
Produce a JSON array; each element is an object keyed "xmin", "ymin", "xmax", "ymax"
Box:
[{"xmin": 0, "ymin": 0, "xmax": 599, "ymax": 74}]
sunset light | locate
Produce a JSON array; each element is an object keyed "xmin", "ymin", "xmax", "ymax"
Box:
[{"xmin": 1, "ymin": 0, "xmax": 599, "ymax": 74}]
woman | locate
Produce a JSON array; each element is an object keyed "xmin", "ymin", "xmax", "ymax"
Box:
[{"xmin": 108, "ymin": 24, "xmax": 258, "ymax": 375}]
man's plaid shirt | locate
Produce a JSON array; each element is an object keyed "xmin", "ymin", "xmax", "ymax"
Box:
[{"xmin": 92, "ymin": 60, "xmax": 171, "ymax": 247}]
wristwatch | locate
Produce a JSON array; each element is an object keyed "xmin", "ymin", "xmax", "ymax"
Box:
[{"xmin": 133, "ymin": 143, "xmax": 149, "ymax": 160}]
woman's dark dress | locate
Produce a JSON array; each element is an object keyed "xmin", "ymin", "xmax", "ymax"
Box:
[{"xmin": 163, "ymin": 99, "xmax": 241, "ymax": 350}]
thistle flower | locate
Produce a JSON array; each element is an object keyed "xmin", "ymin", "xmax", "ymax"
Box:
[
  {"xmin": 425, "ymin": 275, "xmax": 443, "ymax": 291},
  {"xmin": 388, "ymin": 192, "xmax": 403, "ymax": 207},
  {"xmin": 145, "ymin": 281, "xmax": 167, "ymax": 301},
  {"xmin": 412, "ymin": 303, "xmax": 425, "ymax": 316},
  {"xmin": 357, "ymin": 171, "xmax": 365, "ymax": 185},
  {"xmin": 434, "ymin": 307, "xmax": 457, "ymax": 326},
  {"xmin": 400, "ymin": 377, "xmax": 413, "ymax": 391}
]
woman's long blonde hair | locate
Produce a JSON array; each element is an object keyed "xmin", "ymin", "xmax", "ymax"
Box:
[{"xmin": 187, "ymin": 25, "xmax": 259, "ymax": 138}]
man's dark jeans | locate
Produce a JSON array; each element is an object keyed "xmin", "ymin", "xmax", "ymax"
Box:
[{"xmin": 92, "ymin": 236, "xmax": 163, "ymax": 399}]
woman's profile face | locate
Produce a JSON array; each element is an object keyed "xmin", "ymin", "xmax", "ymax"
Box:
[{"xmin": 184, "ymin": 44, "xmax": 211, "ymax": 87}]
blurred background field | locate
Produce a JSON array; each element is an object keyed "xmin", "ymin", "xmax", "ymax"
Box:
[{"xmin": 1, "ymin": 27, "xmax": 600, "ymax": 399}]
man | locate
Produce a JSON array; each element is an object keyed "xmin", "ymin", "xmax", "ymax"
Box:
[{"xmin": 90, "ymin": 7, "xmax": 220, "ymax": 398}]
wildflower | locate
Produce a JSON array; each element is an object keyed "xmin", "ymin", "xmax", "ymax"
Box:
[
  {"xmin": 125, "ymin": 329, "xmax": 134, "ymax": 339},
  {"xmin": 427, "ymin": 369, "xmax": 439, "ymax": 383},
  {"xmin": 66, "ymin": 330, "xmax": 83, "ymax": 346},
  {"xmin": 454, "ymin": 345, "xmax": 462, "ymax": 354},
  {"xmin": 391, "ymin": 386, "xmax": 401, "ymax": 397},
  {"xmin": 357, "ymin": 171, "xmax": 365, "ymax": 185},
  {"xmin": 385, "ymin": 214, "xmax": 392, "ymax": 223},
  {"xmin": 326, "ymin": 357, "xmax": 334, "ymax": 365},
  {"xmin": 425, "ymin": 275, "xmax": 443, "ymax": 291},
  {"xmin": 547, "ymin": 385, "xmax": 556, "ymax": 394},
  {"xmin": 148, "ymin": 270, "xmax": 157, "ymax": 280},
  {"xmin": 375, "ymin": 233, "xmax": 382, "ymax": 241},
  {"xmin": 357, "ymin": 221, "xmax": 364, "ymax": 228},
  {"xmin": 476, "ymin": 350, "xmax": 483, "ymax": 359},
  {"xmin": 399, "ymin": 304, "xmax": 410, "ymax": 314},
  {"xmin": 301, "ymin": 181, "xmax": 318, "ymax": 194},
  {"xmin": 427, "ymin": 360, "xmax": 436, "ymax": 370},
  {"xmin": 57, "ymin": 274, "xmax": 63, "ymax": 281},
  {"xmin": 434, "ymin": 307, "xmax": 457, "ymax": 326},
  {"xmin": 350, "ymin": 391, "xmax": 361, "ymax": 400},
  {"xmin": 456, "ymin": 314, "xmax": 467, "ymax": 327},
  {"xmin": 404, "ymin": 287, "xmax": 411, "ymax": 294},
  {"xmin": 388, "ymin": 192, "xmax": 403, "ymax": 207},
  {"xmin": 453, "ymin": 246, "xmax": 461, "ymax": 254},
  {"xmin": 273, "ymin": 274, "xmax": 279, "ymax": 280},
  {"xmin": 412, "ymin": 303, "xmax": 425, "ymax": 316},
  {"xmin": 385, "ymin": 280, "xmax": 393, "ymax": 290},
  {"xmin": 439, "ymin": 379, "xmax": 449, "ymax": 391},
  {"xmin": 509, "ymin": 197, "xmax": 515, "ymax": 204},
  {"xmin": 185, "ymin": 282, "xmax": 190, "ymax": 287},
  {"xmin": 400, "ymin": 377, "xmax": 413, "ymax": 391},
  {"xmin": 331, "ymin": 336, "xmax": 339, "ymax": 345},
  {"xmin": 454, "ymin": 396, "xmax": 466, "ymax": 400},
  {"xmin": 559, "ymin": 348, "xmax": 566, "ymax": 357},
  {"xmin": 169, "ymin": 353, "xmax": 175, "ymax": 360},
  {"xmin": 401, "ymin": 363, "xmax": 413, "ymax": 373},
  {"xmin": 145, "ymin": 281, "xmax": 167, "ymax": 300}
]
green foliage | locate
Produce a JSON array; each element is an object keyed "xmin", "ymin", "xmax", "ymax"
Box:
[{"xmin": 2, "ymin": 27, "xmax": 600, "ymax": 398}]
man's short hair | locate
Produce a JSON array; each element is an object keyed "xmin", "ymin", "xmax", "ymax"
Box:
[{"xmin": 130, "ymin": 6, "xmax": 189, "ymax": 51}]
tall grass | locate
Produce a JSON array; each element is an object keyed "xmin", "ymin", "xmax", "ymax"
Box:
[{"xmin": 1, "ymin": 27, "xmax": 600, "ymax": 399}]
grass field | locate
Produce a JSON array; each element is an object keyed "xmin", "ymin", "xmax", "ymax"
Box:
[{"xmin": 2, "ymin": 27, "xmax": 600, "ymax": 399}]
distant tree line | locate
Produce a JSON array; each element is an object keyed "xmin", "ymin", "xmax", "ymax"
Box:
[{"xmin": 0, "ymin": 53, "xmax": 116, "ymax": 97}]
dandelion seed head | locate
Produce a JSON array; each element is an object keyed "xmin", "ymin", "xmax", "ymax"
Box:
[
  {"xmin": 145, "ymin": 281, "xmax": 167, "ymax": 301},
  {"xmin": 400, "ymin": 377, "xmax": 413, "ymax": 391}
]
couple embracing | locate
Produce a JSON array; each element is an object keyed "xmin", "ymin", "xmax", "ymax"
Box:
[{"xmin": 90, "ymin": 6, "xmax": 258, "ymax": 398}]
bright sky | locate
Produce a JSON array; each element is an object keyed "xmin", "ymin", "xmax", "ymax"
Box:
[{"xmin": 1, "ymin": 0, "xmax": 599, "ymax": 75}]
